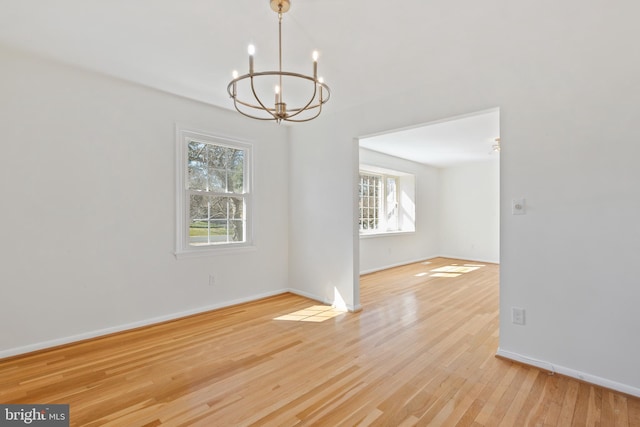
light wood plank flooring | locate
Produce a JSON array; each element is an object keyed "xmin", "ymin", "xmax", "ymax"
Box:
[{"xmin": 1, "ymin": 257, "xmax": 639, "ymax": 426}]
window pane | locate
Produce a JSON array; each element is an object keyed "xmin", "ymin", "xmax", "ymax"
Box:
[
  {"xmin": 230, "ymin": 219, "xmax": 244, "ymax": 242},
  {"xmin": 188, "ymin": 142, "xmax": 245, "ymax": 193},
  {"xmin": 189, "ymin": 195, "xmax": 246, "ymax": 246},
  {"xmin": 359, "ymin": 174, "xmax": 381, "ymax": 232},
  {"xmin": 208, "ymin": 220, "xmax": 232, "ymax": 243},
  {"xmin": 229, "ymin": 149, "xmax": 244, "ymax": 193},
  {"xmin": 207, "ymin": 146, "xmax": 244, "ymax": 192},
  {"xmin": 188, "ymin": 142, "xmax": 207, "ymax": 190},
  {"xmin": 189, "ymin": 194, "xmax": 211, "ymax": 246},
  {"xmin": 206, "ymin": 145, "xmax": 228, "ymax": 169},
  {"xmin": 206, "ymin": 168, "xmax": 226, "ymax": 192},
  {"xmin": 228, "ymin": 197, "xmax": 244, "ymax": 219},
  {"xmin": 386, "ymin": 177, "xmax": 398, "ymax": 230}
]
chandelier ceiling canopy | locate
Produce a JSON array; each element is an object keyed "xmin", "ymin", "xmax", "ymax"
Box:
[{"xmin": 226, "ymin": 0, "xmax": 331, "ymax": 124}]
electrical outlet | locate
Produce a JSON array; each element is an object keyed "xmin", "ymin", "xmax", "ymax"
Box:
[
  {"xmin": 512, "ymin": 198, "xmax": 526, "ymax": 215},
  {"xmin": 209, "ymin": 275, "xmax": 215, "ymax": 286},
  {"xmin": 512, "ymin": 307, "xmax": 526, "ymax": 325}
]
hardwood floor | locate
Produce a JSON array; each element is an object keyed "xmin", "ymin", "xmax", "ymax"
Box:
[{"xmin": 1, "ymin": 257, "xmax": 639, "ymax": 426}]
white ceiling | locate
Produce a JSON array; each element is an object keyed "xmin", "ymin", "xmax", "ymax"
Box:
[
  {"xmin": 0, "ymin": 0, "xmax": 505, "ymax": 114},
  {"xmin": 0, "ymin": 0, "xmax": 502, "ymax": 166},
  {"xmin": 0, "ymin": 0, "xmax": 421, "ymax": 112},
  {"xmin": 360, "ymin": 109, "xmax": 500, "ymax": 168}
]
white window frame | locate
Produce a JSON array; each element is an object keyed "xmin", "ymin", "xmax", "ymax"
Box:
[
  {"xmin": 359, "ymin": 171, "xmax": 400, "ymax": 235},
  {"xmin": 175, "ymin": 126, "xmax": 254, "ymax": 258},
  {"xmin": 359, "ymin": 165, "xmax": 416, "ymax": 237}
]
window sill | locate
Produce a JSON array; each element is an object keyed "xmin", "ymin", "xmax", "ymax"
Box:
[
  {"xmin": 359, "ymin": 230, "xmax": 415, "ymax": 239},
  {"xmin": 175, "ymin": 244, "xmax": 257, "ymax": 259}
]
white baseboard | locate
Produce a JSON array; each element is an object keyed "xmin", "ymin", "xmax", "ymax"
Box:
[
  {"xmin": 438, "ymin": 254, "xmax": 500, "ymax": 264},
  {"xmin": 0, "ymin": 289, "xmax": 291, "ymax": 360},
  {"xmin": 360, "ymin": 255, "xmax": 440, "ymax": 275},
  {"xmin": 286, "ymin": 288, "xmax": 330, "ymax": 305},
  {"xmin": 0, "ymin": 288, "xmax": 360, "ymax": 360},
  {"xmin": 286, "ymin": 288, "xmax": 361, "ymax": 312},
  {"xmin": 360, "ymin": 254, "xmax": 500, "ymax": 275},
  {"xmin": 496, "ymin": 348, "xmax": 640, "ymax": 398}
]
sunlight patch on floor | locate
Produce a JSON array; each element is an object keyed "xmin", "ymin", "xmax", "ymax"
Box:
[
  {"xmin": 412, "ymin": 263, "xmax": 487, "ymax": 279},
  {"xmin": 431, "ymin": 266, "xmax": 481, "ymax": 274},
  {"xmin": 274, "ymin": 305, "xmax": 344, "ymax": 322}
]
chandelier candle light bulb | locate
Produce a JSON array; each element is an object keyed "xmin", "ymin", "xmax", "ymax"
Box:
[
  {"xmin": 248, "ymin": 45, "xmax": 255, "ymax": 74},
  {"xmin": 231, "ymin": 70, "xmax": 238, "ymax": 96},
  {"xmin": 226, "ymin": 0, "xmax": 331, "ymax": 123},
  {"xmin": 312, "ymin": 50, "xmax": 318, "ymax": 79}
]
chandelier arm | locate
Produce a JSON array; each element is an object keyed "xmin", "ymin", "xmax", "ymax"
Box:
[
  {"xmin": 233, "ymin": 104, "xmax": 280, "ymax": 121},
  {"xmin": 233, "ymin": 98, "xmax": 276, "ymax": 112},
  {"xmin": 226, "ymin": 71, "xmax": 331, "ymax": 122},
  {"xmin": 229, "ymin": 80, "xmax": 278, "ymax": 121},
  {"xmin": 232, "ymin": 98, "xmax": 277, "ymax": 119},
  {"xmin": 281, "ymin": 79, "xmax": 319, "ymax": 120},
  {"xmin": 283, "ymin": 84, "xmax": 330, "ymax": 113},
  {"xmin": 228, "ymin": 72, "xmax": 330, "ymax": 95},
  {"xmin": 319, "ymin": 83, "xmax": 331, "ymax": 103},
  {"xmin": 248, "ymin": 75, "xmax": 279, "ymax": 121},
  {"xmin": 233, "ymin": 96, "xmax": 322, "ymax": 122},
  {"xmin": 228, "ymin": 72, "xmax": 331, "ymax": 103},
  {"xmin": 232, "ymin": 92, "xmax": 322, "ymax": 123},
  {"xmin": 285, "ymin": 82, "xmax": 330, "ymax": 111},
  {"xmin": 282, "ymin": 102, "xmax": 323, "ymax": 122},
  {"xmin": 287, "ymin": 87, "xmax": 325, "ymax": 122}
]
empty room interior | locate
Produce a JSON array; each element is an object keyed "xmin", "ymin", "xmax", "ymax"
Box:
[{"xmin": 1, "ymin": 1, "xmax": 639, "ymax": 425}]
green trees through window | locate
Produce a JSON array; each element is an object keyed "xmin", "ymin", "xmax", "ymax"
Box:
[{"xmin": 187, "ymin": 141, "xmax": 247, "ymax": 246}]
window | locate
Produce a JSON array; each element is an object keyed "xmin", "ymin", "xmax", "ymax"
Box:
[
  {"xmin": 359, "ymin": 174, "xmax": 381, "ymax": 231},
  {"xmin": 176, "ymin": 127, "xmax": 252, "ymax": 256},
  {"xmin": 359, "ymin": 172, "xmax": 399, "ymax": 233},
  {"xmin": 359, "ymin": 166, "xmax": 416, "ymax": 236}
]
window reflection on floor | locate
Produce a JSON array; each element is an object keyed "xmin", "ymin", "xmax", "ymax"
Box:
[
  {"xmin": 413, "ymin": 263, "xmax": 486, "ymax": 279},
  {"xmin": 274, "ymin": 305, "xmax": 344, "ymax": 322}
]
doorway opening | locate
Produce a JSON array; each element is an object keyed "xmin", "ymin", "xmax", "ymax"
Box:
[{"xmin": 357, "ymin": 108, "xmax": 500, "ymax": 276}]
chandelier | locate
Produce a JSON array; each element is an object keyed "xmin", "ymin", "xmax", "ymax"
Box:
[{"xmin": 226, "ymin": 0, "xmax": 331, "ymax": 123}]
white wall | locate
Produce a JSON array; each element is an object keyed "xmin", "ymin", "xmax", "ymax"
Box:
[
  {"xmin": 358, "ymin": 148, "xmax": 440, "ymax": 274},
  {"xmin": 439, "ymin": 160, "xmax": 500, "ymax": 264},
  {"xmin": 290, "ymin": 1, "xmax": 640, "ymax": 396},
  {"xmin": 288, "ymin": 117, "xmax": 361, "ymax": 311},
  {"xmin": 357, "ymin": 149, "xmax": 499, "ymax": 273},
  {"xmin": 0, "ymin": 45, "xmax": 290, "ymax": 357},
  {"xmin": 3, "ymin": 0, "xmax": 640, "ymax": 398}
]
